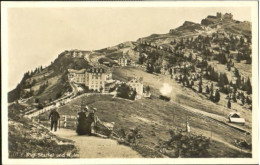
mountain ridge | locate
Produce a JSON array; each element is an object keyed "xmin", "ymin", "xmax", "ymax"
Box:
[{"xmin": 8, "ymin": 12, "xmax": 251, "ymax": 104}]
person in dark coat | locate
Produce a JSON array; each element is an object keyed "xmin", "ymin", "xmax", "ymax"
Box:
[
  {"xmin": 49, "ymin": 108, "xmax": 60, "ymax": 132},
  {"xmin": 76, "ymin": 106, "xmax": 89, "ymax": 135}
]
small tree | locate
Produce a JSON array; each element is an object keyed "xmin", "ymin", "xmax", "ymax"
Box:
[
  {"xmin": 227, "ymin": 99, "xmax": 231, "ymax": 109},
  {"xmin": 232, "ymin": 92, "xmax": 237, "ymax": 102},
  {"xmin": 117, "ymin": 83, "xmax": 131, "ymax": 99},
  {"xmin": 241, "ymin": 97, "xmax": 245, "ymax": 105},
  {"xmin": 146, "ymin": 63, "xmax": 154, "ymax": 73},
  {"xmin": 37, "ymin": 103, "xmax": 43, "ymax": 110},
  {"xmin": 145, "ymin": 86, "xmax": 151, "ymax": 93},
  {"xmin": 234, "ymin": 68, "xmax": 240, "ymax": 77},
  {"xmin": 205, "ymin": 85, "xmax": 210, "ymax": 94},
  {"xmin": 56, "ymin": 92, "xmax": 62, "ymax": 99},
  {"xmin": 246, "ymin": 78, "xmax": 252, "ymax": 95},
  {"xmin": 198, "ymin": 84, "xmax": 202, "ymax": 93},
  {"xmin": 214, "ymin": 90, "xmax": 220, "ymax": 102},
  {"xmin": 209, "ymin": 92, "xmax": 214, "ymax": 101},
  {"xmin": 246, "ymin": 96, "xmax": 252, "ymax": 104},
  {"xmin": 190, "ymin": 80, "xmax": 194, "ymax": 87},
  {"xmin": 227, "ymin": 63, "xmax": 231, "ymax": 71},
  {"xmin": 35, "ymin": 98, "xmax": 40, "ymax": 103},
  {"xmin": 210, "ymin": 82, "xmax": 214, "ymax": 94}
]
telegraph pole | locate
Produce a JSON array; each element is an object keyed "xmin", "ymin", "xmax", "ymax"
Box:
[
  {"xmin": 38, "ymin": 111, "xmax": 40, "ymax": 123},
  {"xmin": 210, "ymin": 127, "xmax": 213, "ymax": 142},
  {"xmin": 173, "ymin": 108, "xmax": 175, "ymax": 123}
]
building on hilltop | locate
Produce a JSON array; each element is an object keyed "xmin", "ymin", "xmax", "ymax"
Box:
[
  {"xmin": 201, "ymin": 12, "xmax": 233, "ymax": 26},
  {"xmin": 70, "ymin": 50, "xmax": 84, "ymax": 58},
  {"xmin": 68, "ymin": 67, "xmax": 112, "ymax": 93},
  {"xmin": 65, "ymin": 50, "xmax": 87, "ymax": 58},
  {"xmin": 223, "ymin": 13, "xmax": 233, "ymax": 20},
  {"xmin": 216, "ymin": 12, "xmax": 233, "ymax": 20},
  {"xmin": 216, "ymin": 12, "xmax": 223, "ymax": 19}
]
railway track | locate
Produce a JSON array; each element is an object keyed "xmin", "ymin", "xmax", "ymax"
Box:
[{"xmin": 173, "ymin": 101, "xmax": 250, "ymax": 137}]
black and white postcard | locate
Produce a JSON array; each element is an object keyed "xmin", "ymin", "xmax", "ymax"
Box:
[{"xmin": 1, "ymin": 1, "xmax": 258, "ymax": 164}]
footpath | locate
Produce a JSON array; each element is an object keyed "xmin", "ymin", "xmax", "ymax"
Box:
[{"xmin": 52, "ymin": 128, "xmax": 142, "ymax": 158}]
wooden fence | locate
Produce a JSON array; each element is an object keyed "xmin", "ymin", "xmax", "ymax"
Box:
[{"xmin": 59, "ymin": 115, "xmax": 77, "ymax": 128}]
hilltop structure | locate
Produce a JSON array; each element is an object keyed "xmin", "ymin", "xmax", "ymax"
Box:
[
  {"xmin": 201, "ymin": 12, "xmax": 233, "ymax": 26},
  {"xmin": 68, "ymin": 67, "xmax": 112, "ymax": 93},
  {"xmin": 217, "ymin": 12, "xmax": 233, "ymax": 20},
  {"xmin": 64, "ymin": 50, "xmax": 89, "ymax": 58}
]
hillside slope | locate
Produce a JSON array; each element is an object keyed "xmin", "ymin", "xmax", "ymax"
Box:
[{"xmin": 8, "ymin": 51, "xmax": 91, "ymax": 104}]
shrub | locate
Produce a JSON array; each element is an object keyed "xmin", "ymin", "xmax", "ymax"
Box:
[
  {"xmin": 214, "ymin": 90, "xmax": 220, "ymax": 102},
  {"xmin": 159, "ymin": 129, "xmax": 211, "ymax": 158},
  {"xmin": 116, "ymin": 83, "xmax": 136, "ymax": 100}
]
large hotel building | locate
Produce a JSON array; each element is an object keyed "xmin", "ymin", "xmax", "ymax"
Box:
[{"xmin": 68, "ymin": 67, "xmax": 112, "ymax": 93}]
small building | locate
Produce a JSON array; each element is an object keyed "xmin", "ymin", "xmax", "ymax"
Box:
[
  {"xmin": 130, "ymin": 60, "xmax": 136, "ymax": 66},
  {"xmin": 118, "ymin": 57, "xmax": 128, "ymax": 66},
  {"xmin": 216, "ymin": 12, "xmax": 223, "ymax": 19},
  {"xmin": 105, "ymin": 69, "xmax": 113, "ymax": 81},
  {"xmin": 68, "ymin": 69, "xmax": 86, "ymax": 84},
  {"xmin": 228, "ymin": 112, "xmax": 245, "ymax": 125},
  {"xmin": 71, "ymin": 50, "xmax": 84, "ymax": 58},
  {"xmin": 127, "ymin": 77, "xmax": 144, "ymax": 96}
]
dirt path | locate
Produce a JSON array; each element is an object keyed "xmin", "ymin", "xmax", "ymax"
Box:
[{"xmin": 52, "ymin": 128, "xmax": 142, "ymax": 158}]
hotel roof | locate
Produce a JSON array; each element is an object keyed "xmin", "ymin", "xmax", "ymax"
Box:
[
  {"xmin": 68, "ymin": 69, "xmax": 86, "ymax": 74},
  {"xmin": 68, "ymin": 67, "xmax": 107, "ymax": 74},
  {"xmin": 87, "ymin": 67, "xmax": 106, "ymax": 73}
]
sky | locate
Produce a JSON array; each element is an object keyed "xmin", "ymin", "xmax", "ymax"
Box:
[{"xmin": 7, "ymin": 7, "xmax": 251, "ymax": 91}]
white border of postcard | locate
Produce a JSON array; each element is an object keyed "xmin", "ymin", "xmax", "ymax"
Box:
[{"xmin": 1, "ymin": 1, "xmax": 258, "ymax": 164}]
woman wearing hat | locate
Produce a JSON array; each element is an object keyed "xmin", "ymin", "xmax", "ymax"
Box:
[
  {"xmin": 86, "ymin": 107, "xmax": 100, "ymax": 135},
  {"xmin": 76, "ymin": 106, "xmax": 89, "ymax": 135}
]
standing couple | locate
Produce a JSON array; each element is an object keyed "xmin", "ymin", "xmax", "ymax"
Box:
[{"xmin": 76, "ymin": 106, "xmax": 100, "ymax": 135}]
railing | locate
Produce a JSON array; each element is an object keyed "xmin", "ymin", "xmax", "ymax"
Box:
[{"xmin": 59, "ymin": 115, "xmax": 77, "ymax": 128}]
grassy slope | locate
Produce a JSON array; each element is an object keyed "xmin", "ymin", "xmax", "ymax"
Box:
[
  {"xmin": 113, "ymin": 67, "xmax": 252, "ymax": 127},
  {"xmin": 53, "ymin": 93, "xmax": 250, "ymax": 158},
  {"xmin": 51, "ymin": 64, "xmax": 252, "ymax": 158}
]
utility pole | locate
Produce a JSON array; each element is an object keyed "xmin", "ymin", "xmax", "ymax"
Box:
[
  {"xmin": 38, "ymin": 111, "xmax": 40, "ymax": 123},
  {"xmin": 173, "ymin": 108, "xmax": 175, "ymax": 123},
  {"xmin": 186, "ymin": 116, "xmax": 190, "ymax": 133},
  {"xmin": 210, "ymin": 127, "xmax": 213, "ymax": 142}
]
